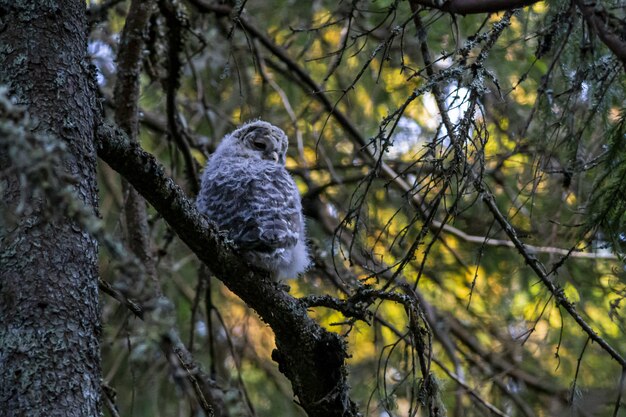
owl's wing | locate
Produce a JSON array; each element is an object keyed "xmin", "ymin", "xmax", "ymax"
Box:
[
  {"xmin": 236, "ymin": 165, "xmax": 302, "ymax": 252},
  {"xmin": 198, "ymin": 162, "xmax": 302, "ymax": 252}
]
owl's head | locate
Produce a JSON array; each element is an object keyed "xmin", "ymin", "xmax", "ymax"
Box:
[{"xmin": 217, "ymin": 120, "xmax": 288, "ymax": 164}]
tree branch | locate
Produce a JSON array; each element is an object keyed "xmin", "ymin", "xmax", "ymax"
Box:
[
  {"xmin": 96, "ymin": 122, "xmax": 359, "ymax": 417},
  {"xmin": 574, "ymin": 0, "xmax": 626, "ymax": 69},
  {"xmin": 410, "ymin": 0, "xmax": 541, "ymax": 15},
  {"xmin": 478, "ymin": 185, "xmax": 626, "ymax": 368},
  {"xmin": 114, "ymin": 0, "xmax": 159, "ymax": 296},
  {"xmin": 412, "ymin": 0, "xmax": 626, "ymax": 68},
  {"xmin": 158, "ymin": 0, "xmax": 200, "ymax": 194}
]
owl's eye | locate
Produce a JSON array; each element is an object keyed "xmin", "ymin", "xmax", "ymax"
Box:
[{"xmin": 253, "ymin": 141, "xmax": 267, "ymax": 150}]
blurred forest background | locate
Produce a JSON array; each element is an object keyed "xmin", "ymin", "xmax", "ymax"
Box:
[{"xmin": 6, "ymin": 0, "xmax": 626, "ymax": 416}]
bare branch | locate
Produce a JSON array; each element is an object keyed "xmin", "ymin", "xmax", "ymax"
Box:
[
  {"xmin": 190, "ymin": 0, "xmax": 607, "ymax": 264},
  {"xmin": 410, "ymin": 0, "xmax": 541, "ymax": 15},
  {"xmin": 574, "ymin": 0, "xmax": 626, "ymax": 69},
  {"xmin": 158, "ymin": 0, "xmax": 200, "ymax": 194},
  {"xmin": 114, "ymin": 0, "xmax": 159, "ymax": 296},
  {"xmin": 478, "ymin": 184, "xmax": 626, "ymax": 367},
  {"xmin": 96, "ymin": 122, "xmax": 359, "ymax": 417}
]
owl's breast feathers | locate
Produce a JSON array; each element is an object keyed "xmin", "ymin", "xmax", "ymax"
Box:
[{"xmin": 197, "ymin": 157, "xmax": 302, "ymax": 253}]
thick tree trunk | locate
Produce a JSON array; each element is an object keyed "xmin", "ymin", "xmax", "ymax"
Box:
[{"xmin": 0, "ymin": 1, "xmax": 101, "ymax": 416}]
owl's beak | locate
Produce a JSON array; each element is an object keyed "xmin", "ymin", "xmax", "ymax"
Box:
[{"xmin": 268, "ymin": 151, "xmax": 279, "ymax": 163}]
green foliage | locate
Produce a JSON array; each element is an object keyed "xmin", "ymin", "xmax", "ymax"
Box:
[
  {"xmin": 588, "ymin": 112, "xmax": 626, "ymax": 253},
  {"xmin": 91, "ymin": 0, "xmax": 626, "ymax": 416}
]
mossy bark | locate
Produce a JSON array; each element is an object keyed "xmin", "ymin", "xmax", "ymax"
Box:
[{"xmin": 0, "ymin": 1, "xmax": 101, "ymax": 416}]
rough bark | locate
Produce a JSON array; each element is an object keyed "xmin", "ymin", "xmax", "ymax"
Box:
[
  {"xmin": 114, "ymin": 0, "xmax": 159, "ymax": 299},
  {"xmin": 96, "ymin": 123, "xmax": 359, "ymax": 417},
  {"xmin": 0, "ymin": 1, "xmax": 101, "ymax": 416}
]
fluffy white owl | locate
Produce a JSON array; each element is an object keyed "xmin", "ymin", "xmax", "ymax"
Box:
[{"xmin": 196, "ymin": 120, "xmax": 310, "ymax": 280}]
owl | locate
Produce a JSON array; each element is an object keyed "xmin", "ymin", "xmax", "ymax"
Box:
[{"xmin": 196, "ymin": 120, "xmax": 310, "ymax": 280}]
